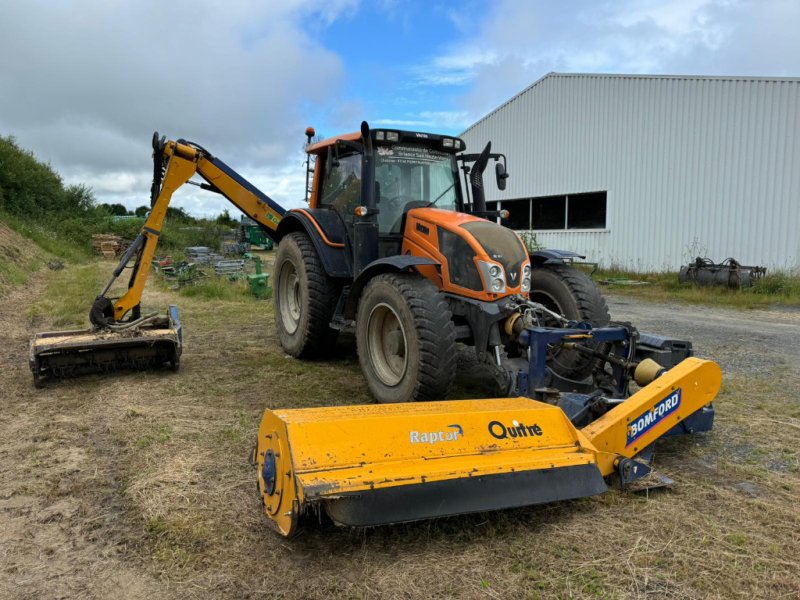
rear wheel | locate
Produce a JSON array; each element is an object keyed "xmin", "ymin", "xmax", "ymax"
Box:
[
  {"xmin": 356, "ymin": 273, "xmax": 456, "ymax": 403},
  {"xmin": 530, "ymin": 264, "xmax": 610, "ymax": 380},
  {"xmin": 274, "ymin": 232, "xmax": 340, "ymax": 357}
]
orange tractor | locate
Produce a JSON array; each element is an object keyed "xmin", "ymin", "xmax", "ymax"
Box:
[
  {"xmin": 273, "ymin": 122, "xmax": 609, "ymax": 403},
  {"xmin": 31, "ymin": 122, "xmax": 607, "ymax": 398}
]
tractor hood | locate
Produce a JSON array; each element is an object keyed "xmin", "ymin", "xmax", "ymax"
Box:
[{"xmin": 404, "ymin": 208, "xmax": 530, "ymax": 298}]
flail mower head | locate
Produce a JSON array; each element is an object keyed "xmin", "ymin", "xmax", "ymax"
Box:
[
  {"xmin": 29, "ymin": 305, "xmax": 182, "ymax": 387},
  {"xmin": 253, "ymin": 334, "xmax": 721, "ymax": 536}
]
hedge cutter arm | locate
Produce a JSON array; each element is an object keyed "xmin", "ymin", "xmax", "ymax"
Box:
[
  {"xmin": 91, "ymin": 134, "xmax": 285, "ymax": 325},
  {"xmin": 30, "ymin": 134, "xmax": 286, "ymax": 385}
]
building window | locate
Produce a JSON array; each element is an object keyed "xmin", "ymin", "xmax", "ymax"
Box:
[
  {"xmin": 490, "ymin": 191, "xmax": 607, "ymax": 230},
  {"xmin": 502, "ymin": 198, "xmax": 533, "ymax": 230},
  {"xmin": 531, "ymin": 196, "xmax": 566, "ymax": 229},
  {"xmin": 566, "ymin": 192, "xmax": 606, "ymax": 229}
]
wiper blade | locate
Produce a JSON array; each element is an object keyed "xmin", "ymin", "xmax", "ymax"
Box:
[{"xmin": 426, "ymin": 183, "xmax": 455, "ymax": 208}]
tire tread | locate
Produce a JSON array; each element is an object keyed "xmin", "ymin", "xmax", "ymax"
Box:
[
  {"xmin": 275, "ymin": 232, "xmax": 340, "ymax": 358},
  {"xmin": 357, "ymin": 273, "xmax": 456, "ymax": 402}
]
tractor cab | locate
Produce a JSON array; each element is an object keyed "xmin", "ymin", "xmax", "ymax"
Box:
[{"xmin": 306, "ymin": 127, "xmax": 470, "ymax": 259}]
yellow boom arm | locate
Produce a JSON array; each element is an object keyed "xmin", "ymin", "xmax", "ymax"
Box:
[{"xmin": 96, "ymin": 135, "xmax": 285, "ymax": 324}]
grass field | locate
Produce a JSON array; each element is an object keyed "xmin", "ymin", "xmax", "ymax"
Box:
[
  {"xmin": 1, "ymin": 244, "xmax": 799, "ymax": 599},
  {"xmin": 593, "ymin": 268, "xmax": 800, "ymax": 309}
]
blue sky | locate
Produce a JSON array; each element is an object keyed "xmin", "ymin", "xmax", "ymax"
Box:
[
  {"xmin": 315, "ymin": 2, "xmax": 476, "ymax": 136},
  {"xmin": 1, "ymin": 0, "xmax": 798, "ymax": 216}
]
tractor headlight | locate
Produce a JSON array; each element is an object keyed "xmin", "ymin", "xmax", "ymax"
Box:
[
  {"xmin": 521, "ymin": 263, "xmax": 531, "ymax": 292},
  {"xmin": 477, "ymin": 260, "xmax": 506, "ymax": 293}
]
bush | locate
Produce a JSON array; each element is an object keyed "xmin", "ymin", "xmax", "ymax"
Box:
[
  {"xmin": 0, "ymin": 134, "xmax": 233, "ymax": 261},
  {"xmin": 518, "ymin": 230, "xmax": 542, "ymax": 252}
]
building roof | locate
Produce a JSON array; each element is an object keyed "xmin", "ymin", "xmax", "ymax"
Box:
[{"xmin": 461, "ymin": 72, "xmax": 800, "ymax": 136}]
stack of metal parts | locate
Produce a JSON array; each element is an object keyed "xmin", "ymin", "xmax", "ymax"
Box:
[
  {"xmin": 160, "ymin": 262, "xmax": 206, "ymax": 287},
  {"xmin": 223, "ymin": 241, "xmax": 250, "ymax": 255},
  {"xmin": 213, "ymin": 259, "xmax": 246, "ymax": 275},
  {"xmin": 679, "ymin": 257, "xmax": 766, "ymax": 288},
  {"xmin": 185, "ymin": 246, "xmax": 224, "ymax": 265},
  {"xmin": 186, "ymin": 247, "xmax": 247, "ymax": 275}
]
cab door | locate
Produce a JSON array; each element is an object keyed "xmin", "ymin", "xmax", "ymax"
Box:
[{"xmin": 317, "ymin": 150, "xmax": 362, "ymax": 241}]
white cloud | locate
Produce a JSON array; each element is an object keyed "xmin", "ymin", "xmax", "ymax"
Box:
[
  {"xmin": 411, "ymin": 51, "xmax": 498, "ymax": 86},
  {"xmin": 373, "ymin": 110, "xmax": 471, "ymax": 130},
  {"xmin": 0, "ymin": 0, "xmax": 359, "ymax": 214},
  {"xmin": 410, "ymin": 0, "xmax": 800, "ymax": 123},
  {"xmin": 4, "ymin": 0, "xmax": 798, "ymax": 217}
]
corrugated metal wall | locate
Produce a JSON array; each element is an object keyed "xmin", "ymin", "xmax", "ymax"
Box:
[{"xmin": 461, "ymin": 74, "xmax": 800, "ymax": 271}]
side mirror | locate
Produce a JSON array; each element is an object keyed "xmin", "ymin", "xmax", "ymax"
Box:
[{"xmin": 495, "ymin": 162, "xmax": 508, "ymax": 191}]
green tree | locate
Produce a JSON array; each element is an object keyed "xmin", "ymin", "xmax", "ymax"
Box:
[
  {"xmin": 166, "ymin": 206, "xmax": 194, "ymax": 222},
  {"xmin": 99, "ymin": 203, "xmax": 129, "ymax": 216},
  {"xmin": 63, "ymin": 184, "xmax": 95, "ymax": 213},
  {"xmin": 134, "ymin": 205, "xmax": 149, "ymax": 218},
  {"xmin": 0, "ymin": 135, "xmax": 67, "ymax": 216},
  {"xmin": 215, "ymin": 209, "xmax": 236, "ymax": 226}
]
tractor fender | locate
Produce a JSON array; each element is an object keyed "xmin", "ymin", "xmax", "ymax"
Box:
[
  {"xmin": 530, "ymin": 249, "xmax": 585, "ymax": 267},
  {"xmin": 344, "ymin": 256, "xmax": 440, "ymax": 320},
  {"xmin": 275, "ymin": 209, "xmax": 352, "ymax": 279}
]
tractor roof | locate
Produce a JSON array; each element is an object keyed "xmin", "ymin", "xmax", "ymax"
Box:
[
  {"xmin": 306, "ymin": 129, "xmax": 466, "ymax": 155},
  {"xmin": 306, "ymin": 132, "xmax": 360, "ymax": 155}
]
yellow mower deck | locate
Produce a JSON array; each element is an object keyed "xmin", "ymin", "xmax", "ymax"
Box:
[
  {"xmin": 29, "ymin": 308, "xmax": 182, "ymax": 387},
  {"xmin": 255, "ymin": 357, "xmax": 722, "ymax": 536}
]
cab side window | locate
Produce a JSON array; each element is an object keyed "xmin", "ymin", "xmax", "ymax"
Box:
[{"xmin": 319, "ymin": 153, "xmax": 362, "ymax": 227}]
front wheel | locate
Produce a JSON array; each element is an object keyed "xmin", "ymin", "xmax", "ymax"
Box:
[
  {"xmin": 530, "ymin": 263, "xmax": 610, "ymax": 380},
  {"xmin": 356, "ymin": 273, "xmax": 456, "ymax": 403}
]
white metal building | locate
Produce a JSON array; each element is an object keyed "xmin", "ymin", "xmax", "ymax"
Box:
[{"xmin": 460, "ymin": 73, "xmax": 800, "ymax": 272}]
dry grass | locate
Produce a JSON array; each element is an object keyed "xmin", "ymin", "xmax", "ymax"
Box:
[
  {"xmin": 0, "ymin": 220, "xmax": 48, "ymax": 294},
  {"xmin": 1, "ymin": 257, "xmax": 798, "ymax": 599}
]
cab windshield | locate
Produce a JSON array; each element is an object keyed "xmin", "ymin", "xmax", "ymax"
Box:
[{"xmin": 374, "ymin": 144, "xmax": 458, "ymax": 233}]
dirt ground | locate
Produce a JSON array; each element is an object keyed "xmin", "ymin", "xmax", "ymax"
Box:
[{"xmin": 1, "ymin": 261, "xmax": 798, "ymax": 599}]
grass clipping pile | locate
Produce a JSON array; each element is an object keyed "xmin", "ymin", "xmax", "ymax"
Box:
[{"xmin": 0, "ymin": 256, "xmax": 798, "ymax": 598}]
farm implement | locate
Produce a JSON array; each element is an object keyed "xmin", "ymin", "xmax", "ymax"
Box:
[
  {"xmin": 28, "ymin": 125, "xmax": 721, "ymax": 536},
  {"xmin": 253, "ymin": 324, "xmax": 720, "ymax": 535}
]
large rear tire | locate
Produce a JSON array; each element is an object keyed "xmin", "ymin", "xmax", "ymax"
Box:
[
  {"xmin": 273, "ymin": 232, "xmax": 340, "ymax": 358},
  {"xmin": 356, "ymin": 273, "xmax": 456, "ymax": 403},
  {"xmin": 530, "ymin": 264, "xmax": 610, "ymax": 380}
]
